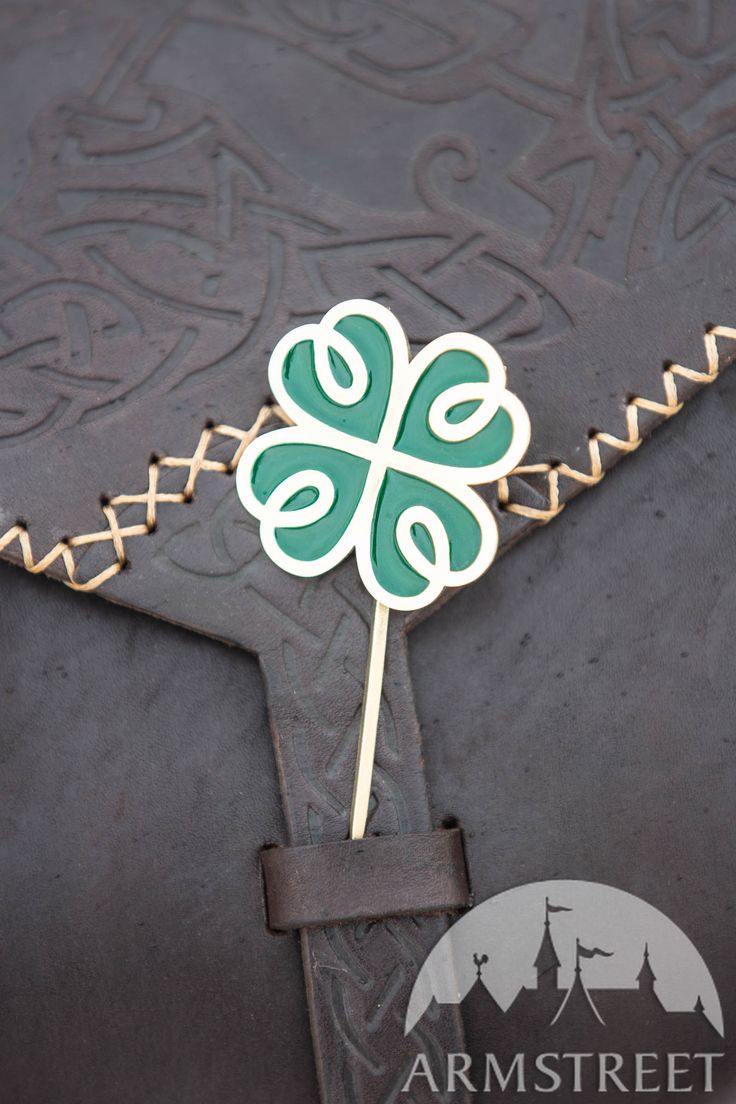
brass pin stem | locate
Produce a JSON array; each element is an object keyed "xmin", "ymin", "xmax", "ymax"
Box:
[{"xmin": 349, "ymin": 600, "xmax": 390, "ymax": 840}]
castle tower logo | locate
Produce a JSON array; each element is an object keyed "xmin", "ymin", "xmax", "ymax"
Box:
[{"xmin": 404, "ymin": 881, "xmax": 725, "ymax": 1098}]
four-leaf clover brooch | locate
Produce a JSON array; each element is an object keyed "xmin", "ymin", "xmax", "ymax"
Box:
[
  {"xmin": 237, "ymin": 299, "xmax": 530, "ymax": 610},
  {"xmin": 236, "ymin": 299, "xmax": 530, "ymax": 838}
]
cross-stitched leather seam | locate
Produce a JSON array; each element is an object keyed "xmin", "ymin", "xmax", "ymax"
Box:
[
  {"xmin": 1, "ymin": 327, "xmax": 734, "ymax": 591},
  {"xmin": 497, "ymin": 326, "xmax": 736, "ymax": 521},
  {"xmin": 0, "ymin": 404, "xmax": 281, "ymax": 591}
]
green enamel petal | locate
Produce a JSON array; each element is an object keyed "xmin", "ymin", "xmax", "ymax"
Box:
[
  {"xmin": 394, "ymin": 348, "xmax": 514, "ymax": 469},
  {"xmin": 281, "ymin": 314, "xmax": 394, "ymax": 441},
  {"xmin": 251, "ymin": 442, "xmax": 369, "ymax": 563},
  {"xmin": 369, "ymin": 469, "xmax": 483, "ymax": 600}
]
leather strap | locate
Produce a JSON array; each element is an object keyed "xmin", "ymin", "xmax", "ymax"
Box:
[
  {"xmin": 262, "ymin": 828, "xmax": 470, "ymax": 930},
  {"xmin": 260, "ymin": 624, "xmax": 473, "ymax": 1103}
]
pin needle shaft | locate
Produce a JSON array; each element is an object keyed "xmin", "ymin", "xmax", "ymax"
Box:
[{"xmin": 349, "ymin": 600, "xmax": 390, "ymax": 840}]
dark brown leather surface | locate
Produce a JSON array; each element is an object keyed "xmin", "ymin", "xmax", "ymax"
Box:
[
  {"xmin": 413, "ymin": 368, "xmax": 736, "ymax": 1095},
  {"xmin": 262, "ymin": 828, "xmax": 470, "ymax": 930},
  {"xmin": 2, "ymin": 3, "xmax": 736, "ymax": 1102},
  {"xmin": 0, "ymin": 560, "xmax": 320, "ymax": 1104},
  {"xmin": 3, "ymin": 1, "xmax": 736, "ymax": 587},
  {"xmin": 6, "ymin": 364, "xmax": 736, "ymax": 1100}
]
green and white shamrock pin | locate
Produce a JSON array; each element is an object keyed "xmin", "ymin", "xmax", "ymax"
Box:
[{"xmin": 236, "ymin": 300, "xmax": 530, "ymax": 838}]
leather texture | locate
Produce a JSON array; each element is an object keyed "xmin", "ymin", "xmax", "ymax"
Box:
[
  {"xmin": 2, "ymin": 3, "xmax": 736, "ymax": 1102},
  {"xmin": 0, "ymin": 560, "xmax": 320, "ymax": 1104},
  {"xmin": 261, "ymin": 828, "xmax": 470, "ymax": 930}
]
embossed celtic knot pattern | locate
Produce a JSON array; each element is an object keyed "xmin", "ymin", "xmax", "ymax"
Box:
[{"xmin": 3, "ymin": 4, "xmax": 736, "ymax": 1102}]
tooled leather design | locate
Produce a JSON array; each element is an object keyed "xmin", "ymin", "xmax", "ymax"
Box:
[
  {"xmin": 3, "ymin": 2, "xmax": 736, "ymax": 462},
  {"xmin": 3, "ymin": 4, "xmax": 736, "ymax": 1102}
]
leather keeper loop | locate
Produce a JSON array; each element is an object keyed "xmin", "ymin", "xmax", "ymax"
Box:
[{"xmin": 261, "ymin": 827, "xmax": 471, "ymax": 931}]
